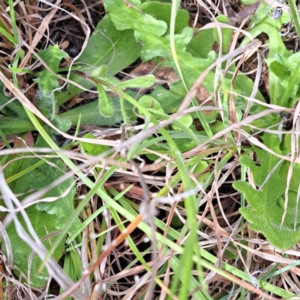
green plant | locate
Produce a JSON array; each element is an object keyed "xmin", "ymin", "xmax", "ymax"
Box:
[
  {"xmin": 1, "ymin": 0, "xmax": 300, "ymax": 297},
  {"xmin": 2, "ymin": 135, "xmax": 79, "ymax": 286},
  {"xmin": 233, "ymin": 133, "xmax": 300, "ymax": 250},
  {"xmin": 233, "ymin": 3, "xmax": 300, "ymax": 250}
]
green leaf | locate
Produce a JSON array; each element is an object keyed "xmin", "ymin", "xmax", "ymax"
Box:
[
  {"xmin": 0, "ymin": 27, "xmax": 15, "ymax": 45},
  {"xmin": 141, "ymin": 2, "xmax": 189, "ymax": 33},
  {"xmin": 90, "ymin": 64, "xmax": 108, "ymax": 77},
  {"xmin": 116, "ymin": 74, "xmax": 155, "ymax": 89},
  {"xmin": 104, "ymin": 0, "xmax": 167, "ymax": 37},
  {"xmin": 140, "ymin": 27, "xmax": 194, "ymax": 61},
  {"xmin": 34, "ymin": 45, "xmax": 69, "ymax": 120},
  {"xmin": 59, "ymin": 94, "xmax": 135, "ymax": 126},
  {"xmin": 240, "ymin": 0, "xmax": 259, "ymax": 4},
  {"xmin": 242, "ymin": 2, "xmax": 290, "ymax": 107},
  {"xmin": 171, "ymin": 115, "xmax": 193, "ymax": 131},
  {"xmin": 96, "ymin": 82, "xmax": 114, "ymax": 117},
  {"xmin": 233, "ymin": 133, "xmax": 300, "ymax": 250},
  {"xmin": 214, "ymin": 16, "xmax": 232, "ymax": 54},
  {"xmin": 267, "ymin": 51, "xmax": 300, "ymax": 107},
  {"xmin": 187, "ymin": 28, "xmax": 215, "ymax": 58},
  {"xmin": 2, "ymin": 137, "xmax": 79, "ymax": 287},
  {"xmin": 192, "ymin": 158, "xmax": 210, "ymax": 186},
  {"xmin": 138, "ymin": 95, "xmax": 164, "ymax": 116},
  {"xmin": 37, "ymin": 45, "xmax": 69, "ymax": 73},
  {"xmin": 0, "ymin": 118, "xmax": 34, "ymax": 135},
  {"xmin": 34, "ymin": 45, "xmax": 68, "ymax": 97},
  {"xmin": 60, "ymin": 84, "xmax": 183, "ymax": 129},
  {"xmin": 169, "ymin": 51, "xmax": 216, "ymax": 97},
  {"xmin": 80, "ymin": 133, "xmax": 110, "ymax": 156},
  {"xmin": 151, "ymin": 85, "xmax": 183, "ymax": 113},
  {"xmin": 269, "ymin": 61, "xmax": 290, "ymax": 79},
  {"xmin": 104, "ymin": 0, "xmax": 262, "ymax": 128},
  {"xmin": 56, "ymin": 15, "xmax": 141, "ymax": 106},
  {"xmin": 0, "ymin": 81, "xmax": 28, "ymax": 122}
]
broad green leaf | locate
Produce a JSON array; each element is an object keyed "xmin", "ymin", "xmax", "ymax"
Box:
[
  {"xmin": 169, "ymin": 51, "xmax": 216, "ymax": 97},
  {"xmin": 52, "ymin": 115, "xmax": 72, "ymax": 132},
  {"xmin": 278, "ymin": 52, "xmax": 300, "ymax": 107},
  {"xmin": 34, "ymin": 46, "xmax": 69, "ymax": 120},
  {"xmin": 96, "ymin": 82, "xmax": 114, "ymax": 117},
  {"xmin": 151, "ymin": 85, "xmax": 183, "ymax": 113},
  {"xmin": 59, "ymin": 94, "xmax": 135, "ymax": 126},
  {"xmin": 56, "ymin": 15, "xmax": 141, "ymax": 106},
  {"xmin": 214, "ymin": 16, "xmax": 232, "ymax": 54},
  {"xmin": 60, "ymin": 84, "xmax": 182, "ymax": 128},
  {"xmin": 244, "ymin": 2, "xmax": 290, "ymax": 56},
  {"xmin": 242, "ymin": 2, "xmax": 290, "ymax": 107},
  {"xmin": 187, "ymin": 28, "xmax": 215, "ymax": 59},
  {"xmin": 105, "ymin": 0, "xmax": 193, "ymax": 66},
  {"xmin": 116, "ymin": 75, "xmax": 155, "ymax": 89},
  {"xmin": 171, "ymin": 115, "xmax": 193, "ymax": 131},
  {"xmin": 2, "ymin": 137, "xmax": 79, "ymax": 287},
  {"xmin": 191, "ymin": 158, "xmax": 210, "ymax": 186},
  {"xmin": 233, "ymin": 133, "xmax": 300, "ymax": 250},
  {"xmin": 138, "ymin": 95, "xmax": 164, "ymax": 116},
  {"xmin": 90, "ymin": 64, "xmax": 108, "ymax": 77},
  {"xmin": 0, "ymin": 118, "xmax": 34, "ymax": 135},
  {"xmin": 80, "ymin": 133, "xmax": 110, "ymax": 156},
  {"xmin": 104, "ymin": 0, "xmax": 167, "ymax": 37},
  {"xmin": 267, "ymin": 51, "xmax": 300, "ymax": 107},
  {"xmin": 104, "ymin": 0, "xmax": 263, "ymax": 129},
  {"xmin": 233, "ymin": 73, "xmax": 266, "ymax": 112},
  {"xmin": 269, "ymin": 61, "xmax": 290, "ymax": 79},
  {"xmin": 0, "ymin": 81, "xmax": 29, "ymax": 123},
  {"xmin": 140, "ymin": 27, "xmax": 194, "ymax": 61},
  {"xmin": 141, "ymin": 0, "xmax": 171, "ymax": 2},
  {"xmin": 37, "ymin": 45, "xmax": 69, "ymax": 73},
  {"xmin": 2, "ymin": 133, "xmax": 34, "ymax": 192},
  {"xmin": 141, "ymin": 2, "xmax": 189, "ymax": 33}
]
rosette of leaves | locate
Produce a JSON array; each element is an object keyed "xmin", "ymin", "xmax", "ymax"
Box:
[{"xmin": 233, "ymin": 133, "xmax": 300, "ymax": 250}]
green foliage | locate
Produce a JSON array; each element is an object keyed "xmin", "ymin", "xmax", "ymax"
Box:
[
  {"xmin": 243, "ymin": 3, "xmax": 294, "ymax": 107},
  {"xmin": 138, "ymin": 95, "xmax": 164, "ymax": 115},
  {"xmin": 141, "ymin": 2, "xmax": 189, "ymax": 33},
  {"xmin": 4, "ymin": 0, "xmax": 300, "ymax": 294},
  {"xmin": 2, "ymin": 137, "xmax": 79, "ymax": 287},
  {"xmin": 233, "ymin": 133, "xmax": 300, "ymax": 250},
  {"xmin": 105, "ymin": 0, "xmax": 167, "ymax": 37},
  {"xmin": 56, "ymin": 15, "xmax": 142, "ymax": 107},
  {"xmin": 96, "ymin": 82, "xmax": 114, "ymax": 117},
  {"xmin": 287, "ymin": 0, "xmax": 300, "ymax": 38},
  {"xmin": 80, "ymin": 133, "xmax": 110, "ymax": 156},
  {"xmin": 60, "ymin": 94, "xmax": 136, "ymax": 126},
  {"xmin": 116, "ymin": 74, "xmax": 155, "ymax": 89},
  {"xmin": 101, "ymin": 0, "xmax": 265, "ymax": 132},
  {"xmin": 240, "ymin": 0, "xmax": 259, "ymax": 4},
  {"xmin": 230, "ymin": 2, "xmax": 300, "ymax": 250},
  {"xmin": 1, "ymin": 0, "xmax": 263, "ymax": 134},
  {"xmin": 213, "ymin": 16, "xmax": 232, "ymax": 54},
  {"xmin": 0, "ymin": 82, "xmax": 33, "ymax": 134},
  {"xmin": 34, "ymin": 45, "xmax": 70, "ymax": 128},
  {"xmin": 93, "ymin": 72, "xmax": 155, "ymax": 117},
  {"xmin": 171, "ymin": 115, "xmax": 193, "ymax": 131}
]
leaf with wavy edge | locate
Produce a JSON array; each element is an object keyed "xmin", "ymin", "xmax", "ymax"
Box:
[{"xmin": 233, "ymin": 133, "xmax": 300, "ymax": 250}]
